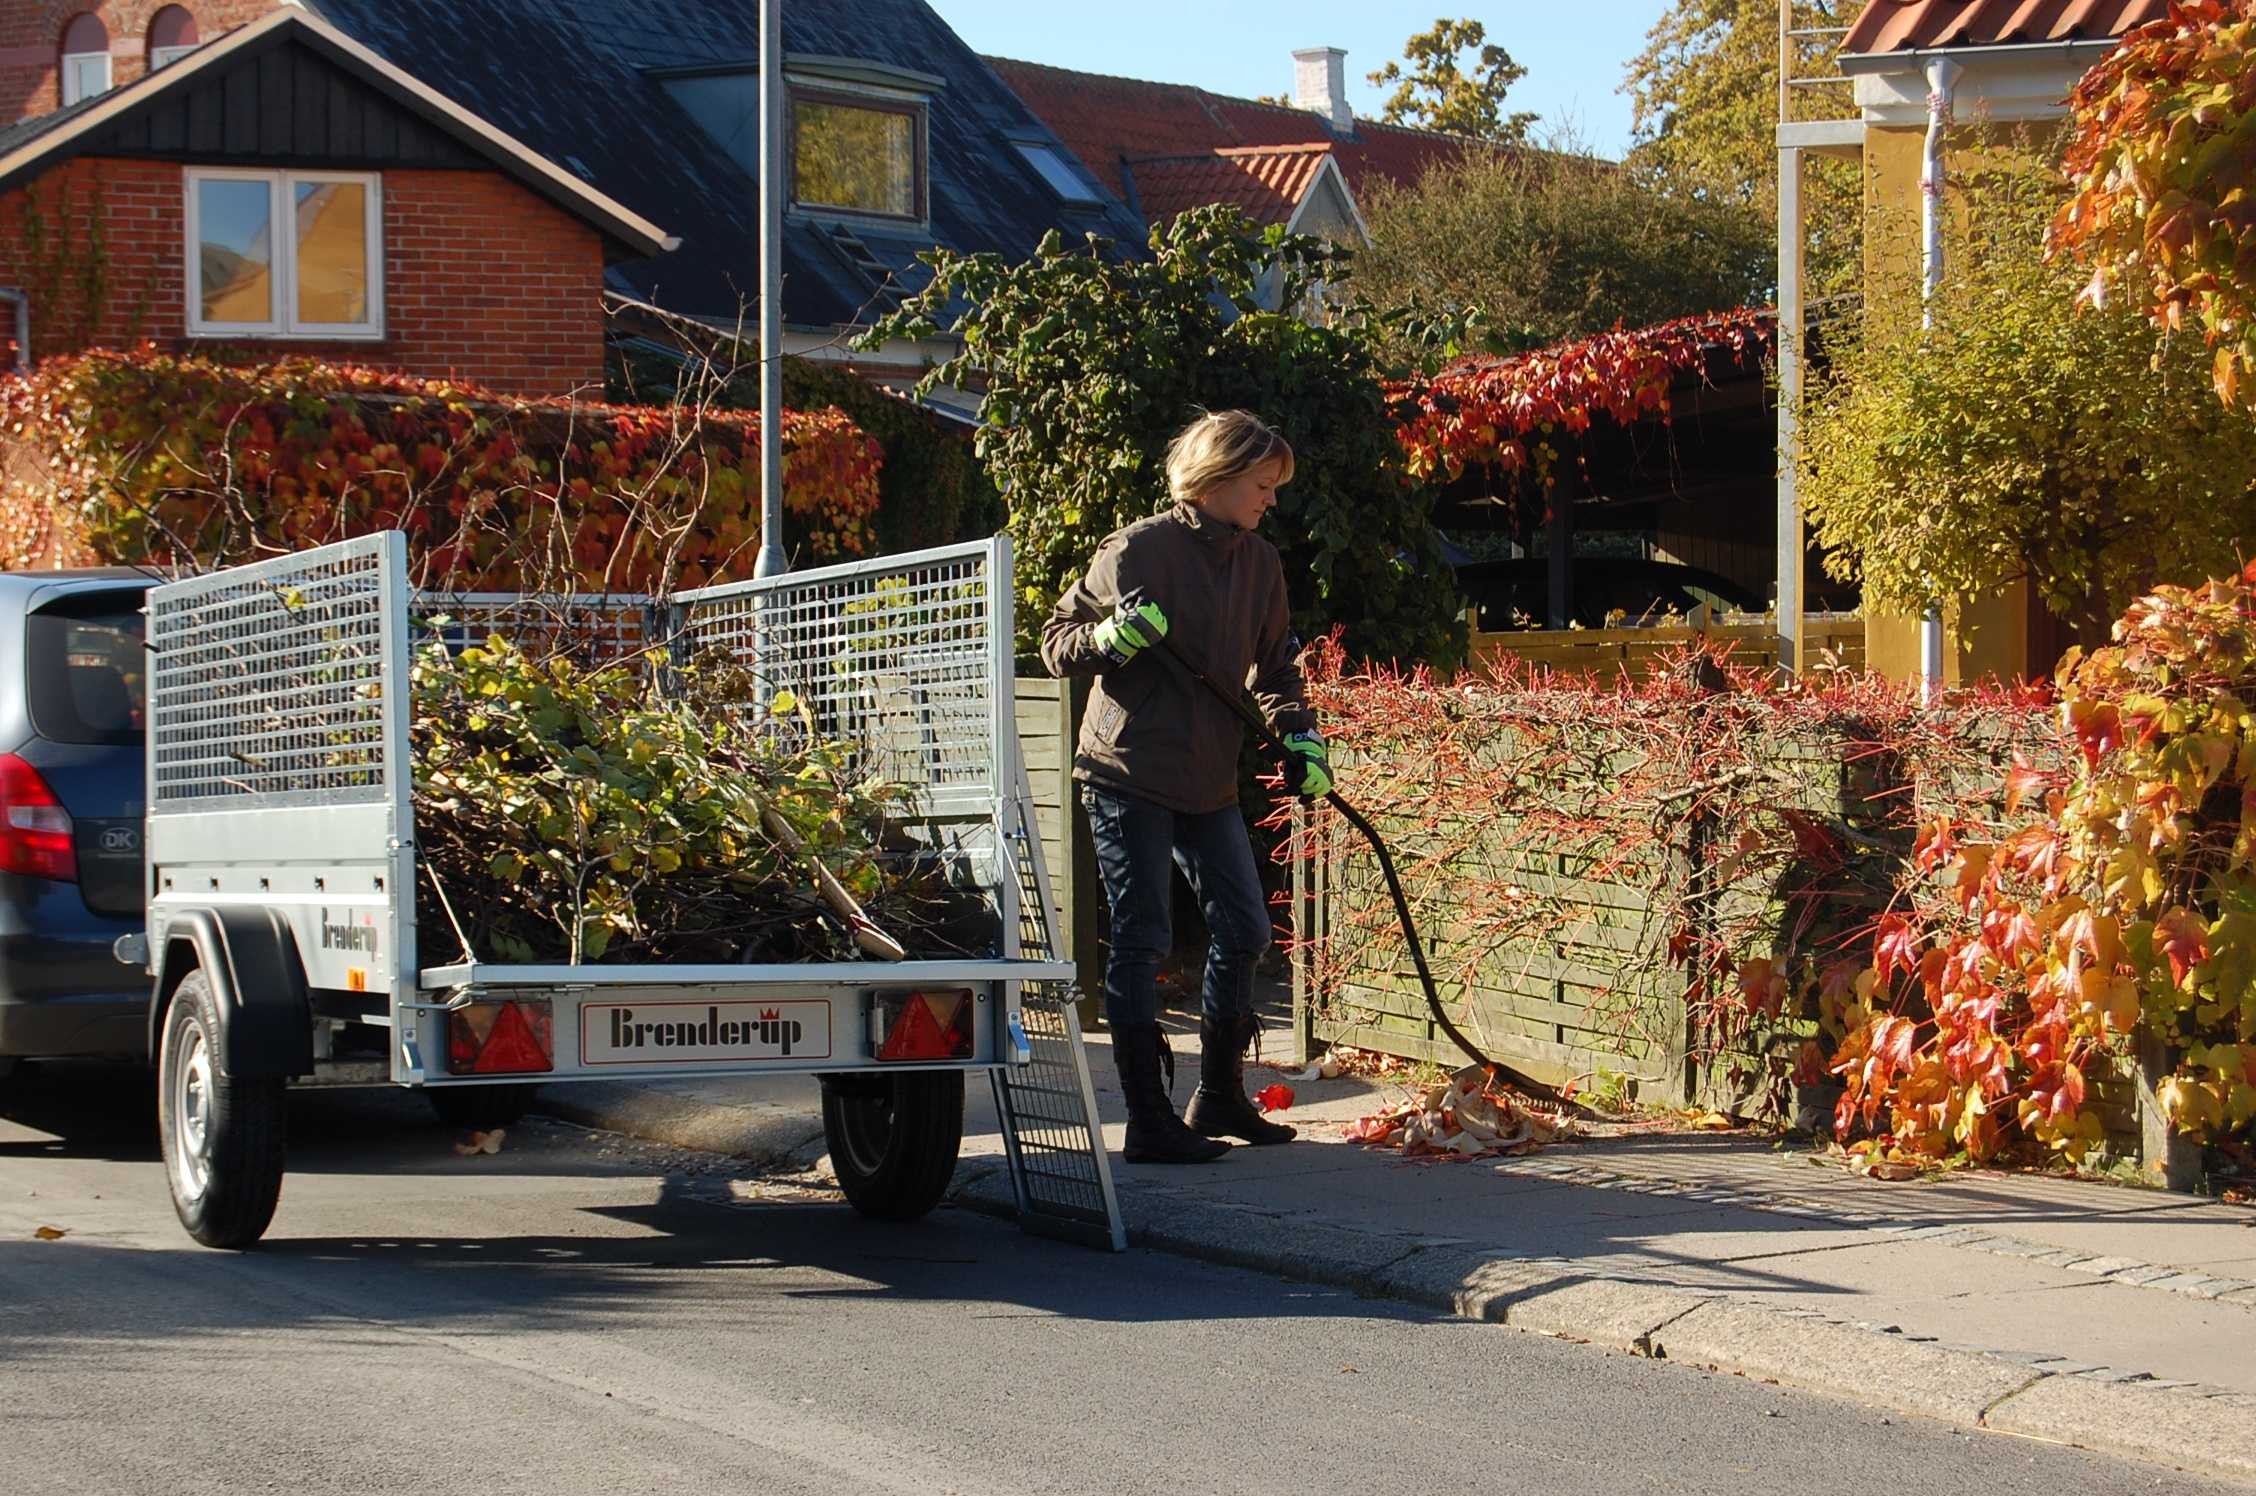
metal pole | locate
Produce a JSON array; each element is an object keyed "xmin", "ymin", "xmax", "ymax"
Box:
[
  {"xmin": 754, "ymin": 0, "xmax": 788, "ymax": 579},
  {"xmin": 1775, "ymin": 146, "xmax": 1804, "ymax": 675},
  {"xmin": 1916, "ymin": 56, "xmax": 1959, "ymax": 701}
]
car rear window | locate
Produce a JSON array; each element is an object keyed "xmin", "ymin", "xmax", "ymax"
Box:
[{"xmin": 26, "ymin": 602, "xmax": 145, "ymax": 746}]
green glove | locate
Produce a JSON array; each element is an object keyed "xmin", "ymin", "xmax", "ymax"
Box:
[
  {"xmin": 1093, "ymin": 598, "xmax": 1168, "ymax": 667},
  {"xmin": 1284, "ymin": 731, "xmax": 1333, "ymax": 799}
]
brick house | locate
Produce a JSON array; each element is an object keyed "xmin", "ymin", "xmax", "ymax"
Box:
[
  {"xmin": 0, "ymin": 7, "xmax": 672, "ymax": 394},
  {"xmin": 2, "ymin": 1, "xmax": 272, "ymax": 121},
  {"xmin": 285, "ymin": 0, "xmax": 1148, "ymax": 402}
]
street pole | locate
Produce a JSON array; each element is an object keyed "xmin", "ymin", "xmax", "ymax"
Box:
[{"xmin": 754, "ymin": 0, "xmax": 788, "ymax": 579}]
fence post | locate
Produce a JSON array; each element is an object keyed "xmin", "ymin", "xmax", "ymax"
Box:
[{"xmin": 1062, "ymin": 676, "xmax": 1106, "ymax": 1030}]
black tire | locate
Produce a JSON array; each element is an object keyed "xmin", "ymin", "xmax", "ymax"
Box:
[
  {"xmin": 157, "ymin": 971, "xmax": 286, "ymax": 1249},
  {"xmin": 426, "ymin": 1084, "xmax": 535, "ymax": 1130},
  {"xmin": 821, "ymin": 1070, "xmax": 964, "ymax": 1221}
]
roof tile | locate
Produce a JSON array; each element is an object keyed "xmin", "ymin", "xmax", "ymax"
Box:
[
  {"xmin": 986, "ymin": 56, "xmax": 1492, "ymax": 216},
  {"xmin": 1841, "ymin": 0, "xmax": 2170, "ymax": 54},
  {"xmin": 1128, "ymin": 144, "xmax": 1334, "ymax": 226}
]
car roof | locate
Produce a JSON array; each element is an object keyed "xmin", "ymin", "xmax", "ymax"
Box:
[{"xmin": 0, "ymin": 568, "xmax": 158, "ymax": 610}]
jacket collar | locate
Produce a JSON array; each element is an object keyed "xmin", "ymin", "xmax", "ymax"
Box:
[{"xmin": 1171, "ymin": 500, "xmax": 1245, "ymax": 550}]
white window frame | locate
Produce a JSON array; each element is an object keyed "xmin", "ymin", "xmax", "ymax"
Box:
[
  {"xmin": 183, "ymin": 167, "xmax": 385, "ymax": 340},
  {"xmin": 60, "ymin": 50, "xmax": 111, "ymax": 105},
  {"xmin": 149, "ymin": 44, "xmax": 197, "ymax": 69}
]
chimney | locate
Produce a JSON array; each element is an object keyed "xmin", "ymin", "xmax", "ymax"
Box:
[{"xmin": 1291, "ymin": 46, "xmax": 1352, "ymax": 135}]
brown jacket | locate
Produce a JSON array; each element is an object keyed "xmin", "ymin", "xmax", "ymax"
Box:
[{"xmin": 1041, "ymin": 503, "xmax": 1315, "ymax": 814}]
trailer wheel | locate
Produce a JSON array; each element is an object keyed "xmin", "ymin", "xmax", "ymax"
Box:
[
  {"xmin": 426, "ymin": 1084, "xmax": 535, "ymax": 1130},
  {"xmin": 158, "ymin": 971, "xmax": 286, "ymax": 1249},
  {"xmin": 821, "ymin": 1071, "xmax": 964, "ymax": 1221}
]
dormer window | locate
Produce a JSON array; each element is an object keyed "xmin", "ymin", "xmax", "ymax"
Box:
[
  {"xmin": 60, "ymin": 13, "xmax": 112, "ymax": 106},
  {"xmin": 147, "ymin": 6, "xmax": 200, "ymax": 70},
  {"xmin": 791, "ymin": 90, "xmax": 924, "ymax": 221}
]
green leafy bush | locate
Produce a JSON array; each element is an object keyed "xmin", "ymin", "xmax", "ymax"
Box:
[{"xmin": 863, "ymin": 208, "xmax": 1464, "ymax": 668}]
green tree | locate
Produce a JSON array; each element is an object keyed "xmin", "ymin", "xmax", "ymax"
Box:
[
  {"xmin": 1368, "ymin": 19, "xmax": 1536, "ymax": 143},
  {"xmin": 1797, "ymin": 173, "xmax": 2256, "ymax": 636},
  {"xmin": 1623, "ymin": 0, "xmax": 1860, "ymax": 295},
  {"xmin": 858, "ymin": 209, "xmax": 1463, "ymax": 668},
  {"xmin": 1346, "ymin": 135, "xmax": 1771, "ymax": 351}
]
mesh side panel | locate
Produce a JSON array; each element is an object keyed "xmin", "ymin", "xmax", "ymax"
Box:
[
  {"xmin": 999, "ymin": 987, "xmax": 1117, "ymax": 1227},
  {"xmin": 148, "ymin": 536, "xmax": 396, "ymax": 811},
  {"xmin": 679, "ymin": 554, "xmax": 994, "ymax": 805},
  {"xmin": 993, "ymin": 792, "xmax": 1125, "ymax": 1249},
  {"xmin": 413, "ymin": 592, "xmax": 655, "ymax": 666}
]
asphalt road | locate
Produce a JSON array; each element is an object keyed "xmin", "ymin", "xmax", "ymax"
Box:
[{"xmin": 0, "ymin": 1064, "xmax": 2234, "ymax": 1496}]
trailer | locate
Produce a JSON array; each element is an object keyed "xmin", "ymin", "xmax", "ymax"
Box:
[{"xmin": 134, "ymin": 532, "xmax": 1122, "ymax": 1250}]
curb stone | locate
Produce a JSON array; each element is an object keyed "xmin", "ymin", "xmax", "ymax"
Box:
[{"xmin": 1984, "ymin": 1375, "xmax": 2256, "ymax": 1484}]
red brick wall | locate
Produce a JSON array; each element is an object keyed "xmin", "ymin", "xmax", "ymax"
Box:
[
  {"xmin": 0, "ymin": 157, "xmax": 609, "ymax": 396},
  {"xmin": 3, "ymin": 1, "xmax": 281, "ymax": 124}
]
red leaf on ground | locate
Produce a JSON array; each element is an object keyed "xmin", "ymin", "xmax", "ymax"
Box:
[{"xmin": 1254, "ymin": 1083, "xmax": 1295, "ymax": 1114}]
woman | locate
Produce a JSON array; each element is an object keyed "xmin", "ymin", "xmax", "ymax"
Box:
[{"xmin": 1041, "ymin": 410, "xmax": 1333, "ymax": 1164}]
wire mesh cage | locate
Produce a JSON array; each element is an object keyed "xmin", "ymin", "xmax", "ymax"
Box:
[
  {"xmin": 675, "ymin": 544, "xmax": 1000, "ymax": 811},
  {"xmin": 146, "ymin": 534, "xmax": 401, "ymax": 813},
  {"xmin": 411, "ymin": 592, "xmax": 659, "ymax": 667}
]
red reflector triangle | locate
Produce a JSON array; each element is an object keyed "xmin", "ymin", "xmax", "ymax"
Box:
[
  {"xmin": 879, "ymin": 992, "xmax": 962, "ymax": 1061},
  {"xmin": 473, "ymin": 1001, "xmax": 552, "ymax": 1074}
]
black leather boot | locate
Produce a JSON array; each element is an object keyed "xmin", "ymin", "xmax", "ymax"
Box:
[
  {"xmin": 1113, "ymin": 1023, "xmax": 1231, "ymax": 1164},
  {"xmin": 1186, "ymin": 1012, "xmax": 1296, "ymax": 1145}
]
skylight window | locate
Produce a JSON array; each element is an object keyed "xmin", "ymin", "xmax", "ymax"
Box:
[{"xmin": 1015, "ymin": 142, "xmax": 1101, "ymax": 204}]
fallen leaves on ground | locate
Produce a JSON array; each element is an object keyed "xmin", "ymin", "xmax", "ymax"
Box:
[
  {"xmin": 1686, "ymin": 1110, "xmax": 1737, "ymax": 1131},
  {"xmin": 1343, "ymin": 1066, "xmax": 1576, "ymax": 1159},
  {"xmin": 1253, "ymin": 1083, "xmax": 1295, "ymax": 1114},
  {"xmin": 452, "ymin": 1128, "xmax": 507, "ymax": 1157},
  {"xmin": 33, "ymin": 1225, "xmax": 64, "ymax": 1241}
]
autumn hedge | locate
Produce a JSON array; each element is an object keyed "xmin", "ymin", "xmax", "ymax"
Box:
[{"xmin": 0, "ymin": 349, "xmax": 883, "ymax": 590}]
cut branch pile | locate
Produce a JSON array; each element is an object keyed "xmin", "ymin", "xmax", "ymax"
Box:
[{"xmin": 409, "ymin": 627, "xmax": 982, "ymax": 967}]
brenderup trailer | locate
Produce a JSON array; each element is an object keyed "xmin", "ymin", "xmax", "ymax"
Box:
[{"xmin": 132, "ymin": 532, "xmax": 1121, "ymax": 1249}]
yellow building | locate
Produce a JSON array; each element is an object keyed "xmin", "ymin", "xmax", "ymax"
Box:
[{"xmin": 1777, "ymin": 0, "xmax": 2167, "ymax": 686}]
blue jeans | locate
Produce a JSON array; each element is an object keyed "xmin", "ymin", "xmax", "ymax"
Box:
[{"xmin": 1080, "ymin": 784, "xmax": 1271, "ymax": 1028}]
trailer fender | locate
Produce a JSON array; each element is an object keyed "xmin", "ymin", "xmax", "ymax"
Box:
[{"xmin": 148, "ymin": 908, "xmax": 315, "ymax": 1079}]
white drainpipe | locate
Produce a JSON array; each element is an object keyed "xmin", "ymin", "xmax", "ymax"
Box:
[
  {"xmin": 1917, "ymin": 56, "xmax": 1959, "ymax": 702},
  {"xmin": 0, "ymin": 288, "xmax": 28, "ymax": 372}
]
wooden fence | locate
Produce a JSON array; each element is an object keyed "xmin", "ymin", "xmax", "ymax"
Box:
[
  {"xmin": 1013, "ymin": 676, "xmax": 1104, "ymax": 1021},
  {"xmin": 1290, "ymin": 721, "xmax": 1899, "ymax": 1112}
]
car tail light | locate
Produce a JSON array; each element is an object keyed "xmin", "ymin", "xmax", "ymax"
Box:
[
  {"xmin": 447, "ymin": 999, "xmax": 553, "ymax": 1074},
  {"xmin": 0, "ymin": 753, "xmax": 76, "ymax": 882},
  {"xmin": 870, "ymin": 988, "xmax": 974, "ymax": 1062}
]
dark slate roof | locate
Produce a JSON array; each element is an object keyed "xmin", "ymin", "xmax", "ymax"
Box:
[
  {"xmin": 0, "ymin": 11, "xmax": 671, "ymax": 258},
  {"xmin": 0, "ymin": 92, "xmax": 104, "ymax": 161},
  {"xmin": 299, "ymin": 0, "xmax": 1147, "ymax": 331}
]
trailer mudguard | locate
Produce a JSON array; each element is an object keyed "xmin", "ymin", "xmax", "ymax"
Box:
[{"xmin": 148, "ymin": 908, "xmax": 315, "ymax": 1079}]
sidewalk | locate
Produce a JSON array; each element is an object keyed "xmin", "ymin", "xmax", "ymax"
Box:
[{"xmin": 538, "ymin": 1022, "xmax": 2256, "ymax": 1487}]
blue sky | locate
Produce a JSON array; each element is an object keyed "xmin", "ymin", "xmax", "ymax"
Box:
[{"xmin": 936, "ymin": 2, "xmax": 1674, "ymax": 157}]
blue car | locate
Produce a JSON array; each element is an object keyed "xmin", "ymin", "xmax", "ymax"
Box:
[{"xmin": 0, "ymin": 569, "xmax": 154, "ymax": 1076}]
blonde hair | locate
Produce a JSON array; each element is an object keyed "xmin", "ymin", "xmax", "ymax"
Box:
[{"xmin": 1164, "ymin": 409, "xmax": 1294, "ymax": 504}]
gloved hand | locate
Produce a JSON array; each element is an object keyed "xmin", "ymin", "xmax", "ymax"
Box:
[
  {"xmin": 1093, "ymin": 597, "xmax": 1168, "ymax": 667},
  {"xmin": 1283, "ymin": 731, "xmax": 1333, "ymax": 799}
]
